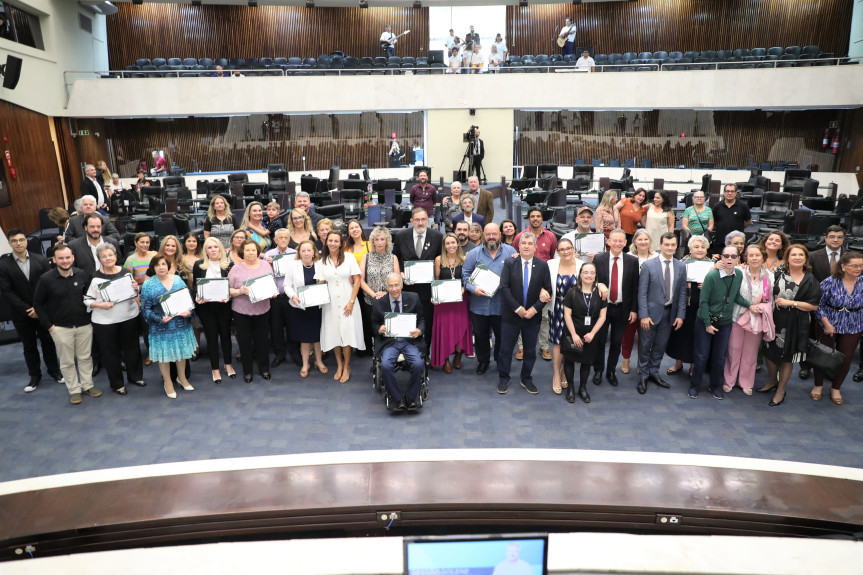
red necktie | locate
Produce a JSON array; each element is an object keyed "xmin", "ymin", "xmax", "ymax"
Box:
[{"xmin": 610, "ymin": 256, "xmax": 619, "ymax": 303}]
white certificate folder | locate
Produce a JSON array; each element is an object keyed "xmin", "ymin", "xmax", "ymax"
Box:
[
  {"xmin": 385, "ymin": 312, "xmax": 417, "ymax": 338},
  {"xmin": 244, "ymin": 274, "xmax": 279, "ymax": 303},
  {"xmin": 271, "ymin": 252, "xmax": 295, "ymax": 278},
  {"xmin": 431, "ymin": 279, "xmax": 463, "ymax": 303},
  {"xmin": 158, "ymin": 287, "xmax": 195, "ymax": 316},
  {"xmin": 196, "ymin": 278, "xmax": 229, "ymax": 302},
  {"xmin": 685, "ymin": 260, "xmax": 715, "ymax": 283},
  {"xmin": 404, "ymin": 260, "xmax": 434, "ymax": 284},
  {"xmin": 98, "ymin": 277, "xmax": 137, "ymax": 303},
  {"xmin": 297, "ymin": 283, "xmax": 330, "ymax": 308},
  {"xmin": 468, "ymin": 264, "xmax": 501, "ymax": 297}
]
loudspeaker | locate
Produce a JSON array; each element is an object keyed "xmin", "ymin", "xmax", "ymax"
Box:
[
  {"xmin": 428, "ymin": 50, "xmax": 444, "ymax": 64},
  {"xmin": 2, "ymin": 55, "xmax": 22, "ymax": 90}
]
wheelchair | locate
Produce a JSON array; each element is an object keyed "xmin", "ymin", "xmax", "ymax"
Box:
[{"xmin": 371, "ymin": 339, "xmax": 431, "ymax": 410}]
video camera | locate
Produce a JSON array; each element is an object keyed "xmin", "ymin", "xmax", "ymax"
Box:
[{"xmin": 463, "ymin": 125, "xmax": 479, "ymax": 143}]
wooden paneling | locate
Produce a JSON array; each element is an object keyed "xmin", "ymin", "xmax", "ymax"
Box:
[
  {"xmin": 507, "ymin": 0, "xmax": 852, "ymax": 58},
  {"xmin": 107, "ymin": 4, "xmax": 428, "ymax": 69},
  {"xmin": 515, "ymin": 109, "xmax": 842, "ymax": 170},
  {"xmin": 101, "ymin": 112, "xmax": 423, "ymax": 176},
  {"xmin": 0, "ymin": 100, "xmax": 64, "ymax": 234},
  {"xmin": 837, "ymin": 109, "xmax": 863, "ymax": 189}
]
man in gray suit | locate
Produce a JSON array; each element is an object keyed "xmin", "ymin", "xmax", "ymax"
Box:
[{"xmin": 637, "ymin": 232, "xmax": 687, "ymax": 395}]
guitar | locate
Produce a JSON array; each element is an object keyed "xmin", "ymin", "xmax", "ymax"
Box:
[
  {"xmin": 381, "ymin": 29, "xmax": 411, "ymax": 51},
  {"xmin": 556, "ymin": 24, "xmax": 574, "ymax": 48}
]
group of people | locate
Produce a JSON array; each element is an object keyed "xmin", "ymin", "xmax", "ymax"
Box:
[{"xmin": 442, "ymin": 27, "xmax": 508, "ymax": 73}]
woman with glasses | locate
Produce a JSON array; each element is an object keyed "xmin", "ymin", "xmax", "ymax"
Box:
[
  {"xmin": 287, "ymin": 207, "xmax": 317, "ymax": 251},
  {"xmin": 681, "ymin": 191, "xmax": 714, "ymax": 239},
  {"xmin": 811, "ymin": 251, "xmax": 863, "ymax": 405},
  {"xmin": 547, "ymin": 237, "xmax": 582, "ymax": 394},
  {"xmin": 562, "ymin": 262, "xmax": 607, "ymax": 404}
]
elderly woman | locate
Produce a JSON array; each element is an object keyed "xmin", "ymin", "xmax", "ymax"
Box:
[
  {"xmin": 360, "ymin": 226, "xmax": 399, "ymax": 355},
  {"xmin": 141, "ymin": 255, "xmax": 196, "ymax": 398},
  {"xmin": 621, "ymin": 229, "xmax": 658, "ymax": 374},
  {"xmin": 468, "ymin": 222, "xmax": 483, "ymax": 246},
  {"xmin": 724, "ymin": 244, "xmax": 775, "ymax": 395},
  {"xmin": 717, "ymin": 230, "xmax": 746, "ymax": 261},
  {"xmin": 203, "ymin": 194, "xmax": 236, "ymax": 250},
  {"xmin": 241, "ymin": 201, "xmax": 272, "ymax": 251},
  {"xmin": 681, "ymin": 190, "xmax": 714, "ymax": 239},
  {"xmin": 285, "ymin": 240, "xmax": 328, "ymax": 377},
  {"xmin": 548, "ymin": 237, "xmax": 582, "ymax": 393},
  {"xmin": 315, "ymin": 218, "xmax": 333, "ymax": 253},
  {"xmin": 812, "ymin": 251, "xmax": 863, "ymax": 405},
  {"xmin": 442, "ymin": 181, "xmax": 464, "ymax": 231},
  {"xmin": 193, "ymin": 237, "xmax": 236, "ymax": 383},
  {"xmin": 228, "ymin": 239, "xmax": 275, "ymax": 383},
  {"xmin": 84, "ymin": 243, "xmax": 144, "ymax": 395},
  {"xmin": 432, "ymin": 232, "xmax": 473, "ymax": 372},
  {"xmin": 594, "ymin": 190, "xmax": 622, "ymax": 239},
  {"xmin": 287, "ymin": 207, "xmax": 317, "ymax": 251},
  {"xmin": 759, "ymin": 245, "xmax": 821, "ymax": 406},
  {"xmin": 666, "ymin": 234, "xmax": 712, "ymax": 378},
  {"xmin": 317, "ymin": 231, "xmax": 364, "ymax": 383},
  {"xmin": 488, "ymin": 44, "xmax": 502, "ymax": 72}
]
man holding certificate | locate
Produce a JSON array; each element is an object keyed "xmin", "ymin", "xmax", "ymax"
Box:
[
  {"xmin": 497, "ymin": 233, "xmax": 552, "ymax": 395},
  {"xmin": 266, "ymin": 228, "xmax": 302, "ymax": 369},
  {"xmin": 463, "ymin": 223, "xmax": 517, "ymax": 375},
  {"xmin": 372, "ymin": 273, "xmax": 426, "ymax": 411},
  {"xmin": 393, "ymin": 207, "xmax": 442, "ymax": 350}
]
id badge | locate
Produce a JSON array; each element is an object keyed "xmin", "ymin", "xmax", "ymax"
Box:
[{"xmin": 584, "ymin": 317, "xmax": 591, "ymax": 326}]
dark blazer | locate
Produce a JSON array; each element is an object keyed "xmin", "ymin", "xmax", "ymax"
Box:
[
  {"xmin": 192, "ymin": 259, "xmax": 230, "ymax": 299},
  {"xmin": 65, "ymin": 213, "xmax": 120, "ymax": 242},
  {"xmin": 67, "ymin": 236, "xmax": 120, "ymax": 276},
  {"xmin": 469, "ymin": 138, "xmax": 485, "ymax": 161},
  {"xmin": 593, "ymin": 251, "xmax": 640, "ymax": 316},
  {"xmin": 452, "ymin": 212, "xmax": 485, "ymax": 229},
  {"xmin": 500, "ymin": 256, "xmax": 552, "ymax": 324},
  {"xmin": 0, "ymin": 252, "xmax": 52, "ymax": 320},
  {"xmin": 638, "ymin": 256, "xmax": 688, "ymax": 324},
  {"xmin": 809, "ymin": 247, "xmax": 839, "ymax": 283},
  {"xmin": 371, "ymin": 290, "xmax": 426, "ymax": 355},
  {"xmin": 392, "ymin": 227, "xmax": 443, "ymax": 267},
  {"xmin": 80, "ymin": 177, "xmax": 104, "ymax": 205}
]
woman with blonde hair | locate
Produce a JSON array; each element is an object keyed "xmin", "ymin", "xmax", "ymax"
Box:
[
  {"xmin": 149, "ymin": 235, "xmax": 193, "ymax": 286},
  {"xmin": 594, "ymin": 189, "xmax": 622, "ymax": 238},
  {"xmin": 193, "ymin": 237, "xmax": 236, "ymax": 383},
  {"xmin": 315, "ymin": 218, "xmax": 333, "ymax": 253},
  {"xmin": 240, "ymin": 201, "xmax": 272, "ymax": 251},
  {"xmin": 227, "ymin": 229, "xmax": 248, "ymax": 266},
  {"xmin": 203, "ymin": 194, "xmax": 236, "ymax": 249},
  {"xmin": 96, "ymin": 160, "xmax": 112, "ymax": 189},
  {"xmin": 620, "ymin": 229, "xmax": 658, "ymax": 374},
  {"xmin": 360, "ymin": 226, "xmax": 399, "ymax": 354},
  {"xmin": 432, "ymin": 232, "xmax": 473, "ymax": 372},
  {"xmin": 285, "ymin": 240, "xmax": 328, "ymax": 377},
  {"xmin": 287, "ymin": 207, "xmax": 317, "ymax": 250}
]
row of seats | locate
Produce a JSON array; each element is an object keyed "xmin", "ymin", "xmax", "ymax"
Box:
[{"xmin": 123, "ymin": 56, "xmax": 447, "ymax": 77}]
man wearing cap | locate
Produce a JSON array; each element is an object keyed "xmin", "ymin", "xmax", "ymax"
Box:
[
  {"xmin": 513, "ymin": 207, "xmax": 557, "ymax": 361},
  {"xmin": 562, "ymin": 206, "xmax": 600, "ymax": 263}
]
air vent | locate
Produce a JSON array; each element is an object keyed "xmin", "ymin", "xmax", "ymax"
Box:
[{"xmin": 79, "ymin": 12, "xmax": 92, "ymax": 34}]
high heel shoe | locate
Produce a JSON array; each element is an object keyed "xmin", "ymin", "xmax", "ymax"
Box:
[
  {"xmin": 244, "ymin": 374, "xmax": 253, "ymax": 383},
  {"xmin": 769, "ymin": 393, "xmax": 786, "ymax": 406},
  {"xmin": 226, "ymin": 369, "xmax": 237, "ymax": 379},
  {"xmin": 164, "ymin": 384, "xmax": 177, "ymax": 399},
  {"xmin": 212, "ymin": 373, "xmax": 222, "ymax": 384},
  {"xmin": 756, "ymin": 384, "xmax": 778, "ymax": 394},
  {"xmin": 176, "ymin": 380, "xmax": 194, "ymax": 391}
]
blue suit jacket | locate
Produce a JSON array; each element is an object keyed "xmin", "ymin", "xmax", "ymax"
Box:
[
  {"xmin": 637, "ymin": 256, "xmax": 687, "ymax": 324},
  {"xmin": 500, "ymin": 256, "xmax": 551, "ymax": 324},
  {"xmin": 451, "ymin": 212, "xmax": 485, "ymax": 229}
]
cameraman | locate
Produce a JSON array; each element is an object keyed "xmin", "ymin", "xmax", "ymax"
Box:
[{"xmin": 468, "ymin": 127, "xmax": 484, "ymax": 180}]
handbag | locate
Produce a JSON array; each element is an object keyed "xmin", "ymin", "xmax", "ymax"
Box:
[
  {"xmin": 693, "ymin": 208, "xmax": 713, "ymax": 243},
  {"xmin": 806, "ymin": 337, "xmax": 845, "ymax": 380},
  {"xmin": 560, "ymin": 333, "xmax": 584, "ymax": 362}
]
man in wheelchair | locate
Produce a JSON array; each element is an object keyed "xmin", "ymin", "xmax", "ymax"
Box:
[{"xmin": 372, "ymin": 273, "xmax": 426, "ymax": 411}]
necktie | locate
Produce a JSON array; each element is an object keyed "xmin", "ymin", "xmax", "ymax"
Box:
[
  {"xmin": 663, "ymin": 260, "xmax": 671, "ymax": 301},
  {"xmin": 830, "ymin": 251, "xmax": 838, "ymax": 269},
  {"xmin": 610, "ymin": 256, "xmax": 619, "ymax": 303},
  {"xmin": 523, "ymin": 260, "xmax": 530, "ymax": 308},
  {"xmin": 415, "ymin": 234, "xmax": 424, "ymax": 258},
  {"xmin": 393, "ymin": 299, "xmax": 400, "ymax": 313}
]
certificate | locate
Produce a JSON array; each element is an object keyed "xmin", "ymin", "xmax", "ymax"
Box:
[
  {"xmin": 244, "ymin": 274, "xmax": 279, "ymax": 303},
  {"xmin": 685, "ymin": 259, "xmax": 715, "ymax": 283},
  {"xmin": 574, "ymin": 232, "xmax": 606, "ymax": 254},
  {"xmin": 468, "ymin": 264, "xmax": 501, "ymax": 297},
  {"xmin": 385, "ymin": 312, "xmax": 417, "ymax": 338},
  {"xmin": 271, "ymin": 252, "xmax": 295, "ymax": 278},
  {"xmin": 98, "ymin": 277, "xmax": 137, "ymax": 303},
  {"xmin": 196, "ymin": 278, "xmax": 229, "ymax": 302},
  {"xmin": 404, "ymin": 260, "xmax": 434, "ymax": 284},
  {"xmin": 158, "ymin": 287, "xmax": 195, "ymax": 316},
  {"xmin": 297, "ymin": 283, "xmax": 330, "ymax": 308},
  {"xmin": 431, "ymin": 279, "xmax": 463, "ymax": 303}
]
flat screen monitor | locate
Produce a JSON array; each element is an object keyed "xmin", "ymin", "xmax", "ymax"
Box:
[{"xmin": 405, "ymin": 535, "xmax": 547, "ymax": 575}]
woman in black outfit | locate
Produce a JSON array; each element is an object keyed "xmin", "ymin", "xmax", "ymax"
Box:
[
  {"xmin": 193, "ymin": 237, "xmax": 237, "ymax": 383},
  {"xmin": 562, "ymin": 262, "xmax": 607, "ymax": 404}
]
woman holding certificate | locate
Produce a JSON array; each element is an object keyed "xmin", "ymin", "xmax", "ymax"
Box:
[
  {"xmin": 317, "ymin": 231, "xmax": 364, "ymax": 383},
  {"xmin": 84, "ymin": 243, "xmax": 144, "ymax": 395},
  {"xmin": 193, "ymin": 237, "xmax": 236, "ymax": 384},
  {"xmin": 285, "ymin": 240, "xmax": 328, "ymax": 378},
  {"xmin": 141, "ymin": 255, "xmax": 196, "ymax": 399},
  {"xmin": 360, "ymin": 227, "xmax": 399, "ymax": 356},
  {"xmin": 431, "ymin": 232, "xmax": 473, "ymax": 372},
  {"xmin": 228, "ymin": 239, "xmax": 275, "ymax": 383}
]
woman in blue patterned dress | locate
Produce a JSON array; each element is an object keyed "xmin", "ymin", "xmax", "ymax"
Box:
[
  {"xmin": 142, "ymin": 254, "xmax": 197, "ymax": 399},
  {"xmin": 547, "ymin": 238, "xmax": 582, "ymax": 395}
]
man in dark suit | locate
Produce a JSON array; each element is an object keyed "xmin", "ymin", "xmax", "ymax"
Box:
[
  {"xmin": 64, "ymin": 196, "xmax": 120, "ymax": 243},
  {"xmin": 371, "ymin": 273, "xmax": 426, "ymax": 411},
  {"xmin": 67, "ymin": 214, "xmax": 120, "ymax": 276},
  {"xmin": 468, "ymin": 129, "xmax": 485, "ymax": 181},
  {"xmin": 807, "ymin": 225, "xmax": 845, "ymax": 380},
  {"xmin": 497, "ymin": 232, "xmax": 552, "ymax": 395},
  {"xmin": 637, "ymin": 232, "xmax": 687, "ymax": 395},
  {"xmin": 392, "ymin": 207, "xmax": 443, "ymax": 350},
  {"xmin": 0, "ymin": 228, "xmax": 63, "ymax": 392},
  {"xmin": 592, "ymin": 229, "xmax": 640, "ymax": 386},
  {"xmin": 80, "ymin": 163, "xmax": 108, "ymax": 212}
]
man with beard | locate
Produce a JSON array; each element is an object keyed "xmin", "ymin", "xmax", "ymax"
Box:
[{"xmin": 454, "ymin": 220, "xmax": 477, "ymax": 253}]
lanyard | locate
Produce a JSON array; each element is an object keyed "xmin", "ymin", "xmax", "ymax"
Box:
[{"xmin": 582, "ymin": 290, "xmax": 592, "ymax": 314}]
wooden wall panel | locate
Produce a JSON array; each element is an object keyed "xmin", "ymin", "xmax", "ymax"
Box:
[
  {"xmin": 506, "ymin": 0, "xmax": 852, "ymax": 58},
  {"xmin": 0, "ymin": 100, "xmax": 65, "ymax": 234},
  {"xmin": 837, "ymin": 109, "xmax": 863, "ymax": 189},
  {"xmin": 107, "ymin": 4, "xmax": 428, "ymax": 69}
]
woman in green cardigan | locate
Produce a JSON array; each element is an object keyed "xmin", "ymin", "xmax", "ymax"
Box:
[{"xmin": 689, "ymin": 244, "xmax": 764, "ymax": 400}]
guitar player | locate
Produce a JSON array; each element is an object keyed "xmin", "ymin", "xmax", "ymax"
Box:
[
  {"xmin": 380, "ymin": 24, "xmax": 397, "ymax": 58},
  {"xmin": 558, "ymin": 17, "xmax": 576, "ymax": 56}
]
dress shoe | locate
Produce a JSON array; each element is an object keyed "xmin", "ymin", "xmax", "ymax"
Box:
[
  {"xmin": 443, "ymin": 359, "xmax": 453, "ymax": 374},
  {"xmin": 566, "ymin": 385, "xmax": 575, "ymax": 403},
  {"xmin": 261, "ymin": 371, "xmax": 272, "ymax": 381},
  {"xmin": 227, "ymin": 370, "xmax": 237, "ymax": 379},
  {"xmin": 407, "ymin": 400, "xmax": 419, "ymax": 410},
  {"xmin": 831, "ymin": 393, "xmax": 843, "ymax": 406},
  {"xmin": 798, "ymin": 367, "xmax": 810, "ymax": 380},
  {"xmin": 756, "ymin": 384, "xmax": 777, "ymax": 393},
  {"xmin": 24, "ymin": 376, "xmax": 41, "ymax": 393},
  {"xmin": 592, "ymin": 371, "xmax": 602, "ymax": 385},
  {"xmin": 521, "ymin": 381, "xmax": 538, "ymax": 394},
  {"xmin": 131, "ymin": 380, "xmax": 147, "ymax": 387},
  {"xmin": 854, "ymin": 368, "xmax": 863, "ymax": 382},
  {"xmin": 769, "ymin": 393, "xmax": 786, "ymax": 406},
  {"xmin": 477, "ymin": 363, "xmax": 489, "ymax": 375},
  {"xmin": 515, "ymin": 348, "xmax": 524, "ymax": 360},
  {"xmin": 244, "ymin": 374, "xmax": 253, "ymax": 383},
  {"xmin": 213, "ymin": 375, "xmax": 222, "ymax": 384},
  {"xmin": 84, "ymin": 387, "xmax": 103, "ymax": 398},
  {"xmin": 577, "ymin": 386, "xmax": 591, "ymax": 403},
  {"xmin": 497, "ymin": 380, "xmax": 509, "ymax": 394},
  {"xmin": 453, "ymin": 350, "xmax": 463, "ymax": 369},
  {"xmin": 395, "ymin": 400, "xmax": 407, "ymax": 411},
  {"xmin": 48, "ymin": 370, "xmax": 65, "ymax": 384},
  {"xmin": 637, "ymin": 379, "xmax": 647, "ymax": 395},
  {"xmin": 70, "ymin": 392, "xmax": 83, "ymax": 404},
  {"xmin": 709, "ymin": 386, "xmax": 725, "ymax": 400},
  {"xmin": 606, "ymin": 371, "xmax": 618, "ymax": 386},
  {"xmin": 91, "ymin": 362, "xmax": 102, "ymax": 377},
  {"xmin": 688, "ymin": 387, "xmax": 698, "ymax": 399},
  {"xmin": 541, "ymin": 348, "xmax": 552, "ymax": 361},
  {"xmin": 113, "ymin": 388, "xmax": 128, "ymax": 396},
  {"xmin": 648, "ymin": 374, "xmax": 670, "ymax": 389},
  {"xmin": 271, "ymin": 357, "xmax": 285, "ymax": 368}
]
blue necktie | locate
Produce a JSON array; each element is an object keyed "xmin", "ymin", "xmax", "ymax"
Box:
[
  {"xmin": 393, "ymin": 299, "xmax": 400, "ymax": 313},
  {"xmin": 523, "ymin": 260, "xmax": 529, "ymax": 308}
]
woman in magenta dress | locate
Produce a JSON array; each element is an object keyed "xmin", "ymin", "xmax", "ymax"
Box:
[{"xmin": 431, "ymin": 232, "xmax": 473, "ymax": 371}]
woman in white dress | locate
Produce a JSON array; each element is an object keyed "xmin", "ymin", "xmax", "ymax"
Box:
[
  {"xmin": 316, "ymin": 231, "xmax": 364, "ymax": 383},
  {"xmin": 643, "ymin": 190, "xmax": 675, "ymax": 253}
]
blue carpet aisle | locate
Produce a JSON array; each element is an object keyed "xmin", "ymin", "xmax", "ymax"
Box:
[{"xmin": 1, "ymin": 336, "xmax": 862, "ymax": 483}]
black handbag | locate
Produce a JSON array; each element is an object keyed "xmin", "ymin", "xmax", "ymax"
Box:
[
  {"xmin": 806, "ymin": 338, "xmax": 845, "ymax": 380},
  {"xmin": 560, "ymin": 333, "xmax": 584, "ymax": 362}
]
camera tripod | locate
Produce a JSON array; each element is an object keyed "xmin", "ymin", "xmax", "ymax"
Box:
[{"xmin": 458, "ymin": 139, "xmax": 486, "ymax": 185}]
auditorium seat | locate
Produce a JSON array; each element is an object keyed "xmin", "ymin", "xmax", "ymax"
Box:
[
  {"xmin": 638, "ymin": 51, "xmax": 652, "ymax": 60},
  {"xmin": 215, "ymin": 57, "xmax": 228, "ymax": 67},
  {"xmin": 152, "ymin": 58, "xmax": 167, "ymax": 68},
  {"xmin": 669, "ymin": 51, "xmax": 683, "ymax": 60},
  {"xmin": 124, "ymin": 65, "xmax": 143, "ymax": 78},
  {"xmin": 244, "ymin": 57, "xmax": 260, "ymax": 68},
  {"xmin": 623, "ymin": 52, "xmax": 637, "ymax": 62},
  {"xmin": 302, "ymin": 57, "xmax": 316, "ymax": 68},
  {"xmin": 766, "ymin": 47, "xmax": 783, "ymax": 57},
  {"xmin": 135, "ymin": 58, "xmax": 151, "ymax": 68},
  {"xmin": 716, "ymin": 49, "xmax": 733, "ymax": 60},
  {"xmin": 182, "ymin": 57, "xmax": 197, "ymax": 67},
  {"xmin": 593, "ymin": 53, "xmax": 608, "ymax": 63},
  {"xmin": 199, "ymin": 57, "xmax": 213, "ymax": 67},
  {"xmin": 802, "ymin": 45, "xmax": 820, "ymax": 56},
  {"xmin": 699, "ymin": 50, "xmax": 716, "ymax": 60},
  {"xmin": 785, "ymin": 46, "xmax": 801, "ymax": 57},
  {"xmin": 228, "ymin": 57, "xmax": 242, "ymax": 67},
  {"xmin": 167, "ymin": 57, "xmax": 182, "ymax": 66},
  {"xmin": 608, "ymin": 52, "xmax": 622, "ymax": 63},
  {"xmin": 750, "ymin": 48, "xmax": 766, "ymax": 59},
  {"xmin": 535, "ymin": 54, "xmax": 549, "ymax": 63},
  {"xmin": 683, "ymin": 50, "xmax": 698, "ymax": 61},
  {"xmin": 652, "ymin": 50, "xmax": 668, "ymax": 60}
]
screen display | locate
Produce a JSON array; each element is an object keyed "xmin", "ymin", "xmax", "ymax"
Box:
[{"xmin": 405, "ymin": 536, "xmax": 547, "ymax": 575}]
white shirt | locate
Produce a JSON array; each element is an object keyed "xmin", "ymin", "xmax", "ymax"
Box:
[
  {"xmin": 87, "ymin": 176, "xmax": 106, "ymax": 206},
  {"xmin": 516, "ymin": 257, "xmax": 533, "ymax": 311},
  {"xmin": 608, "ymin": 251, "xmax": 624, "ymax": 304},
  {"xmin": 88, "ymin": 236, "xmax": 105, "ymax": 266},
  {"xmin": 659, "ymin": 255, "xmax": 675, "ymax": 305},
  {"xmin": 561, "ymin": 24, "xmax": 576, "ymax": 43},
  {"xmin": 827, "ymin": 248, "xmax": 842, "ymax": 264},
  {"xmin": 444, "ymin": 35, "xmax": 456, "ymax": 51},
  {"xmin": 380, "ymin": 31, "xmax": 395, "ymax": 45},
  {"xmin": 462, "ymin": 214, "xmax": 473, "ymax": 226},
  {"xmin": 412, "ymin": 229, "xmax": 427, "ymax": 257},
  {"xmin": 575, "ymin": 56, "xmax": 595, "ymax": 71},
  {"xmin": 470, "ymin": 52, "xmax": 485, "ymax": 69},
  {"xmin": 493, "ymin": 41, "xmax": 508, "ymax": 57},
  {"xmin": 205, "ymin": 260, "xmax": 223, "ymax": 278}
]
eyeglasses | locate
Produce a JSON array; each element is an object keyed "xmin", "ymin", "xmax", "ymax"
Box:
[
  {"xmin": 558, "ymin": 247, "xmax": 573, "ymax": 252},
  {"xmin": 721, "ymin": 254, "xmax": 739, "ymax": 259},
  {"xmin": 291, "ymin": 216, "xmax": 305, "ymax": 221},
  {"xmin": 845, "ymin": 264, "xmax": 863, "ymax": 269},
  {"xmin": 9, "ymin": 238, "xmax": 27, "ymax": 243}
]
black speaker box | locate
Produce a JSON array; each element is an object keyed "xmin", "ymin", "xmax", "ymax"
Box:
[{"xmin": 3, "ymin": 55, "xmax": 22, "ymax": 90}]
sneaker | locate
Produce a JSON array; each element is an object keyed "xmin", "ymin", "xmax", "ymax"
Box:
[
  {"xmin": 710, "ymin": 387, "xmax": 725, "ymax": 400},
  {"xmin": 70, "ymin": 393, "xmax": 83, "ymax": 405},
  {"xmin": 84, "ymin": 387, "xmax": 103, "ymax": 398},
  {"xmin": 24, "ymin": 376, "xmax": 41, "ymax": 393},
  {"xmin": 521, "ymin": 381, "xmax": 539, "ymax": 394},
  {"xmin": 48, "ymin": 370, "xmax": 65, "ymax": 384},
  {"xmin": 688, "ymin": 387, "xmax": 698, "ymax": 399},
  {"xmin": 497, "ymin": 381, "xmax": 509, "ymax": 394}
]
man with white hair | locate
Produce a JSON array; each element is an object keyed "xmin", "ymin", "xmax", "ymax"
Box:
[
  {"xmin": 64, "ymin": 196, "xmax": 120, "ymax": 242},
  {"xmin": 80, "ymin": 164, "xmax": 107, "ymax": 211}
]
